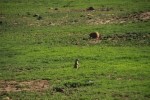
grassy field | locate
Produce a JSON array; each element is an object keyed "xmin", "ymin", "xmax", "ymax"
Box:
[{"xmin": 0, "ymin": 0, "xmax": 150, "ymax": 100}]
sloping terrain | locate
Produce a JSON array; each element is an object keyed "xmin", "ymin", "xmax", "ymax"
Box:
[{"xmin": 0, "ymin": 0, "xmax": 150, "ymax": 100}]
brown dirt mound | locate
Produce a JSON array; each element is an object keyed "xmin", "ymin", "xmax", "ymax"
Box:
[{"xmin": 0, "ymin": 80, "xmax": 49, "ymax": 92}]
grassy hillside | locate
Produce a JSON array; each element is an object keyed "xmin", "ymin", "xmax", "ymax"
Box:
[{"xmin": 0, "ymin": 0, "xmax": 150, "ymax": 100}]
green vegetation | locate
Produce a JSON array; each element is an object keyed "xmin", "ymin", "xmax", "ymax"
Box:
[{"xmin": 0, "ymin": 0, "xmax": 150, "ymax": 100}]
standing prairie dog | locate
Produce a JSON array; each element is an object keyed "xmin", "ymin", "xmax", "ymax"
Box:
[{"xmin": 74, "ymin": 59, "xmax": 79, "ymax": 69}]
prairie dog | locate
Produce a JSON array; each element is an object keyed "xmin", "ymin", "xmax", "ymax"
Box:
[
  {"xmin": 89, "ymin": 32, "xmax": 100, "ymax": 40},
  {"xmin": 74, "ymin": 59, "xmax": 79, "ymax": 69}
]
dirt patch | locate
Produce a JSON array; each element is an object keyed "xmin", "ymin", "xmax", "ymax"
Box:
[
  {"xmin": 102, "ymin": 32, "xmax": 150, "ymax": 41},
  {"xmin": 139, "ymin": 12, "xmax": 150, "ymax": 20},
  {"xmin": 86, "ymin": 32, "xmax": 150, "ymax": 45},
  {"xmin": 0, "ymin": 80, "xmax": 49, "ymax": 92},
  {"xmin": 101, "ymin": 32, "xmax": 150, "ymax": 45},
  {"xmin": 87, "ymin": 11, "xmax": 150, "ymax": 25},
  {"xmin": 87, "ymin": 18, "xmax": 115, "ymax": 25},
  {"xmin": 119, "ymin": 11, "xmax": 150, "ymax": 22}
]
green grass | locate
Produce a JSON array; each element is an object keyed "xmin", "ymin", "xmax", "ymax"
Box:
[{"xmin": 0, "ymin": 0, "xmax": 150, "ymax": 100}]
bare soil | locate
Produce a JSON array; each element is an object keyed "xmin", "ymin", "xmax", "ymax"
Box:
[
  {"xmin": 0, "ymin": 80, "xmax": 49, "ymax": 92},
  {"xmin": 88, "ymin": 32, "xmax": 150, "ymax": 45},
  {"xmin": 87, "ymin": 11, "xmax": 150, "ymax": 25}
]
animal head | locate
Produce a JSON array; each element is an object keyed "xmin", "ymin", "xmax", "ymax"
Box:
[{"xmin": 75, "ymin": 59, "xmax": 79, "ymax": 62}]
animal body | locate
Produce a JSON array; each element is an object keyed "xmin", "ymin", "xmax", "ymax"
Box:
[
  {"xmin": 74, "ymin": 59, "xmax": 79, "ymax": 69},
  {"xmin": 89, "ymin": 32, "xmax": 100, "ymax": 40}
]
